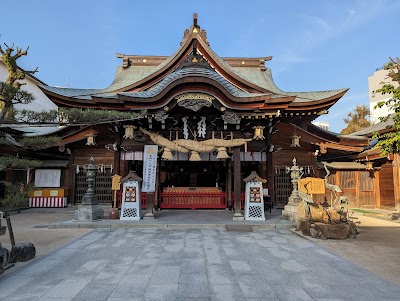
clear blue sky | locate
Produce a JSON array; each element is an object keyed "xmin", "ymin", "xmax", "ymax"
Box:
[{"xmin": 1, "ymin": 0, "xmax": 399, "ymax": 132}]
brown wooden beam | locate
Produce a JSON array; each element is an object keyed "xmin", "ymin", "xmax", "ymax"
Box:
[
  {"xmin": 227, "ymin": 159, "xmax": 232, "ymax": 208},
  {"xmin": 393, "ymin": 154, "xmax": 400, "ymax": 211},
  {"xmin": 233, "ymin": 147, "xmax": 243, "ymax": 219}
]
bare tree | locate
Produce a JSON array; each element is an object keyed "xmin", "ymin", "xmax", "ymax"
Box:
[{"xmin": 0, "ymin": 43, "xmax": 38, "ymax": 121}]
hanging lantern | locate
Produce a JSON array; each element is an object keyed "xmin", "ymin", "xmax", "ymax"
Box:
[
  {"xmin": 189, "ymin": 151, "xmax": 201, "ymax": 161},
  {"xmin": 365, "ymin": 161, "xmax": 374, "ymax": 170},
  {"xmin": 290, "ymin": 134, "xmax": 301, "ymax": 147},
  {"xmin": 253, "ymin": 126, "xmax": 265, "ymax": 140},
  {"xmin": 86, "ymin": 131, "xmax": 97, "ymax": 146},
  {"xmin": 123, "ymin": 125, "xmax": 136, "ymax": 139},
  {"xmin": 162, "ymin": 148, "xmax": 173, "ymax": 160},
  {"xmin": 216, "ymin": 147, "xmax": 229, "ymax": 159}
]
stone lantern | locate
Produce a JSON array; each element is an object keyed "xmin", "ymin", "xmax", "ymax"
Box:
[
  {"xmin": 74, "ymin": 156, "xmax": 104, "ymax": 221},
  {"xmin": 282, "ymin": 157, "xmax": 303, "ymax": 221}
]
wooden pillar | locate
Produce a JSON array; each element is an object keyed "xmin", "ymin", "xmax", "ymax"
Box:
[
  {"xmin": 375, "ymin": 170, "xmax": 381, "ymax": 208},
  {"xmin": 227, "ymin": 159, "xmax": 232, "ymax": 208},
  {"xmin": 113, "ymin": 131, "xmax": 121, "ymax": 176},
  {"xmin": 154, "ymin": 158, "xmax": 160, "ymax": 209},
  {"xmin": 393, "ymin": 154, "xmax": 400, "ymax": 211},
  {"xmin": 267, "ymin": 151, "xmax": 274, "ymax": 206},
  {"xmin": 69, "ymin": 152, "xmax": 76, "ymax": 205},
  {"xmin": 355, "ymin": 171, "xmax": 360, "ymax": 207},
  {"xmin": 233, "ymin": 147, "xmax": 244, "ymax": 219},
  {"xmin": 144, "ymin": 192, "xmax": 155, "ymax": 218}
]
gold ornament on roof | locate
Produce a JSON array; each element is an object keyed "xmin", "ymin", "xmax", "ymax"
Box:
[
  {"xmin": 253, "ymin": 126, "xmax": 265, "ymax": 140},
  {"xmin": 123, "ymin": 125, "xmax": 137, "ymax": 140},
  {"xmin": 86, "ymin": 131, "xmax": 97, "ymax": 146},
  {"xmin": 290, "ymin": 134, "xmax": 301, "ymax": 148}
]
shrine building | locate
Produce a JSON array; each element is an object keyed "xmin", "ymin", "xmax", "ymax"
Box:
[{"xmin": 39, "ymin": 14, "xmax": 369, "ymax": 212}]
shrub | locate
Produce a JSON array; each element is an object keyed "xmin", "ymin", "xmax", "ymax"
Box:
[{"xmin": 0, "ymin": 182, "xmax": 32, "ymax": 209}]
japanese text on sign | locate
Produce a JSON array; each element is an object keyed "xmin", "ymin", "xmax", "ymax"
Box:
[{"xmin": 142, "ymin": 145, "xmax": 158, "ymax": 192}]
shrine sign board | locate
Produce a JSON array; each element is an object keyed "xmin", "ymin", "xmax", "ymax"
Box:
[
  {"xmin": 299, "ymin": 177, "xmax": 325, "ymax": 195},
  {"xmin": 142, "ymin": 145, "xmax": 158, "ymax": 192},
  {"xmin": 111, "ymin": 174, "xmax": 122, "ymax": 191}
]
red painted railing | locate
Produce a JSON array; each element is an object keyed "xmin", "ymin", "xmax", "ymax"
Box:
[
  {"xmin": 117, "ymin": 192, "xmax": 148, "ymax": 209},
  {"xmin": 141, "ymin": 192, "xmax": 147, "ymax": 209},
  {"xmin": 160, "ymin": 191, "xmax": 227, "ymax": 210}
]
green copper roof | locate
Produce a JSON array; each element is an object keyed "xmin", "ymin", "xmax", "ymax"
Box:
[
  {"xmin": 232, "ymin": 67, "xmax": 347, "ymax": 102},
  {"xmin": 40, "ymin": 37, "xmax": 347, "ymax": 104}
]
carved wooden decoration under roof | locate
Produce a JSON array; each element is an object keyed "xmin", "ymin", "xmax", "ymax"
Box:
[{"xmin": 176, "ymin": 93, "xmax": 214, "ymax": 112}]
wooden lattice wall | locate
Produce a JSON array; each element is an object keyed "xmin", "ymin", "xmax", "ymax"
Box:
[
  {"xmin": 274, "ymin": 166, "xmax": 291, "ymax": 208},
  {"xmin": 75, "ymin": 170, "xmax": 113, "ymax": 204}
]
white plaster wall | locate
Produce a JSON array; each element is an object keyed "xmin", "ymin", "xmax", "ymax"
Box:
[{"xmin": 0, "ymin": 61, "xmax": 57, "ymax": 112}]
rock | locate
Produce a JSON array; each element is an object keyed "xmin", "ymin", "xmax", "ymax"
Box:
[
  {"xmin": 314, "ymin": 222, "xmax": 352, "ymax": 240},
  {"xmin": 296, "ymin": 201, "xmax": 344, "ymax": 224},
  {"xmin": 299, "ymin": 220, "xmax": 312, "ymax": 236},
  {"xmin": 0, "ymin": 247, "xmax": 9, "ymax": 275},
  {"xmin": 0, "ymin": 226, "xmax": 6, "ymax": 236},
  {"xmin": 309, "ymin": 227, "xmax": 319, "ymax": 238},
  {"xmin": 9, "ymin": 243, "xmax": 36, "ymax": 263}
]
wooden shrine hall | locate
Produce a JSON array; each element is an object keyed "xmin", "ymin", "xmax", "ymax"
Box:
[{"xmin": 39, "ymin": 14, "xmax": 369, "ymax": 212}]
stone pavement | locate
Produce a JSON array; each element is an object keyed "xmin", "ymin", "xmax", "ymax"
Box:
[
  {"xmin": 45, "ymin": 208, "xmax": 293, "ymax": 229},
  {"xmin": 1, "ymin": 226, "xmax": 400, "ymax": 301}
]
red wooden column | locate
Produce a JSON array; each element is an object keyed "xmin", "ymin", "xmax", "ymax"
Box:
[{"xmin": 233, "ymin": 147, "xmax": 244, "ymax": 220}]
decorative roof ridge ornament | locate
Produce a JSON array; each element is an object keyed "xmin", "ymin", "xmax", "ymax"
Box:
[{"xmin": 181, "ymin": 13, "xmax": 210, "ymax": 46}]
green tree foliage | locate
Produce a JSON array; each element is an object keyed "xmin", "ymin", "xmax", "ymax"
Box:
[
  {"xmin": 374, "ymin": 57, "xmax": 400, "ymax": 155},
  {"xmin": 340, "ymin": 105, "xmax": 371, "ymax": 134},
  {"xmin": 6, "ymin": 107, "xmax": 145, "ymax": 125},
  {"xmin": 0, "ymin": 156, "xmax": 41, "ymax": 171},
  {"xmin": 0, "ymin": 182, "xmax": 32, "ymax": 209},
  {"xmin": 19, "ymin": 136, "xmax": 62, "ymax": 150}
]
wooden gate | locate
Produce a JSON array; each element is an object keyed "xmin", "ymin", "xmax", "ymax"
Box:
[
  {"xmin": 274, "ymin": 166, "xmax": 291, "ymax": 208},
  {"xmin": 359, "ymin": 171, "xmax": 375, "ymax": 207},
  {"xmin": 75, "ymin": 170, "xmax": 113, "ymax": 204}
]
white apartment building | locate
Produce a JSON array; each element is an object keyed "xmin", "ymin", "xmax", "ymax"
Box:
[
  {"xmin": 312, "ymin": 121, "xmax": 329, "ymax": 130},
  {"xmin": 369, "ymin": 68, "xmax": 398, "ymax": 123}
]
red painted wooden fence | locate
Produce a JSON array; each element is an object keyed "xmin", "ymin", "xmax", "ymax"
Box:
[{"xmin": 160, "ymin": 191, "xmax": 227, "ymax": 209}]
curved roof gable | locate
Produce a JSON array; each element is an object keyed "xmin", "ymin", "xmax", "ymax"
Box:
[{"xmin": 39, "ymin": 13, "xmax": 348, "ymax": 111}]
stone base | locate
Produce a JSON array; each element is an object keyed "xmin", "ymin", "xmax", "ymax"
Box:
[
  {"xmin": 301, "ymin": 221, "xmax": 358, "ymax": 239},
  {"xmin": 0, "ymin": 226, "xmax": 6, "ymax": 236},
  {"xmin": 143, "ymin": 212, "xmax": 155, "ymax": 219},
  {"xmin": 0, "ymin": 247, "xmax": 9, "ymax": 275},
  {"xmin": 74, "ymin": 204, "xmax": 104, "ymax": 221},
  {"xmin": 282, "ymin": 203, "xmax": 300, "ymax": 221},
  {"xmin": 233, "ymin": 213, "xmax": 245, "ymax": 221}
]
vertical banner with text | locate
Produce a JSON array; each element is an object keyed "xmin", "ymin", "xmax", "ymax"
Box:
[{"xmin": 142, "ymin": 145, "xmax": 158, "ymax": 192}]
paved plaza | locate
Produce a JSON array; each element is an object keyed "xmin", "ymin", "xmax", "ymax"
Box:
[{"xmin": 1, "ymin": 226, "xmax": 400, "ymax": 301}]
